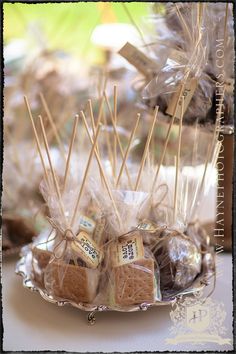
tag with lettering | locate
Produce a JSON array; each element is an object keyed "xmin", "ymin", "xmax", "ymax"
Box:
[
  {"xmin": 118, "ymin": 42, "xmax": 159, "ymax": 77},
  {"xmin": 112, "ymin": 232, "xmax": 144, "ymax": 267},
  {"xmin": 137, "ymin": 220, "xmax": 159, "ymax": 233},
  {"xmin": 166, "ymin": 77, "xmax": 198, "ymax": 119},
  {"xmin": 71, "ymin": 231, "xmax": 103, "ymax": 269},
  {"xmin": 79, "ymin": 215, "xmax": 96, "ymax": 234}
]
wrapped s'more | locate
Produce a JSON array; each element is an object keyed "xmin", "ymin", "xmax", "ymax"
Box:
[{"xmin": 108, "ymin": 231, "xmax": 161, "ymax": 307}]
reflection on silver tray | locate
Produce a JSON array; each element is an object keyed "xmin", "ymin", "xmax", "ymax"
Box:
[{"xmin": 16, "ymin": 242, "xmax": 210, "ymax": 321}]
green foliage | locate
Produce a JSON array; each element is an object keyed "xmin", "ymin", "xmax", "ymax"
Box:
[{"xmin": 3, "ymin": 2, "xmax": 149, "ymax": 62}]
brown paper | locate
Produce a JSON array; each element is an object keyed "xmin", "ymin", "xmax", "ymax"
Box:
[
  {"xmin": 166, "ymin": 77, "xmax": 198, "ymax": 119},
  {"xmin": 118, "ymin": 42, "xmax": 159, "ymax": 77}
]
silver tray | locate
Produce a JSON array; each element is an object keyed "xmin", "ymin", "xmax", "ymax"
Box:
[{"xmin": 15, "ymin": 243, "xmax": 209, "ymax": 324}]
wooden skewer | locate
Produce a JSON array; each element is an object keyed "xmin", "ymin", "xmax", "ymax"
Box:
[
  {"xmin": 39, "ymin": 115, "xmax": 67, "ymax": 226},
  {"xmin": 116, "ymin": 113, "xmax": 141, "ymax": 189},
  {"xmin": 39, "ymin": 92, "xmax": 66, "ymax": 162},
  {"xmin": 80, "ymin": 112, "xmax": 122, "ymax": 227},
  {"xmin": 70, "ymin": 123, "xmax": 102, "ymax": 228},
  {"xmin": 95, "ymin": 96, "xmax": 105, "ymax": 130},
  {"xmin": 80, "ymin": 110, "xmax": 103, "ymax": 182},
  {"xmin": 24, "ymin": 96, "xmax": 50, "ymax": 186},
  {"xmin": 135, "ymin": 106, "xmax": 158, "ymax": 191},
  {"xmin": 113, "ymin": 85, "xmax": 118, "ymax": 178},
  {"xmin": 173, "ymin": 96, "xmax": 184, "ymax": 222},
  {"xmin": 175, "ymin": 3, "xmax": 192, "ymax": 43},
  {"xmin": 151, "ymin": 83, "xmax": 185, "ymax": 193},
  {"xmin": 63, "ymin": 115, "xmax": 79, "ymax": 192},
  {"xmin": 103, "ymin": 91, "xmax": 133, "ymax": 189},
  {"xmin": 102, "ymin": 110, "xmax": 115, "ymax": 178},
  {"xmin": 87, "ymin": 99, "xmax": 96, "ymax": 137}
]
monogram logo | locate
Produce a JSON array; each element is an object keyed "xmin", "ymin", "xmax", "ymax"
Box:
[{"xmin": 166, "ymin": 294, "xmax": 232, "ymax": 347}]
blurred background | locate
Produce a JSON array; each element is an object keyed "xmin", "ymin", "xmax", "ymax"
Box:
[{"xmin": 3, "ymin": 2, "xmax": 233, "ymax": 255}]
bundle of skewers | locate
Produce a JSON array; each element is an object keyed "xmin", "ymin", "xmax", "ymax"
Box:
[
  {"xmin": 16, "ymin": 84, "xmax": 218, "ymax": 316},
  {"xmin": 119, "ymin": 3, "xmax": 234, "ymax": 131}
]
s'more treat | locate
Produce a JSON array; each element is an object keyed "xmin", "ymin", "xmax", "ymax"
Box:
[
  {"xmin": 32, "ymin": 247, "xmax": 52, "ymax": 288},
  {"xmin": 109, "ymin": 231, "xmax": 158, "ymax": 306},
  {"xmin": 32, "ymin": 229, "xmax": 103, "ymax": 304},
  {"xmin": 45, "ymin": 261, "xmax": 100, "ymax": 303}
]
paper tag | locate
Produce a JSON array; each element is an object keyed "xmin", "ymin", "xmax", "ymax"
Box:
[
  {"xmin": 93, "ymin": 217, "xmax": 106, "ymax": 246},
  {"xmin": 166, "ymin": 77, "xmax": 198, "ymax": 119},
  {"xmin": 118, "ymin": 42, "xmax": 158, "ymax": 77},
  {"xmin": 79, "ymin": 215, "xmax": 96, "ymax": 234},
  {"xmin": 137, "ymin": 220, "xmax": 159, "ymax": 233},
  {"xmin": 168, "ymin": 49, "xmax": 187, "ymax": 65},
  {"xmin": 71, "ymin": 231, "xmax": 102, "ymax": 269},
  {"xmin": 112, "ymin": 232, "xmax": 144, "ymax": 267}
]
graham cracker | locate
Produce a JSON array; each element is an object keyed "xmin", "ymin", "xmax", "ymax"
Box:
[
  {"xmin": 114, "ymin": 258, "xmax": 155, "ymax": 306},
  {"xmin": 45, "ymin": 261, "xmax": 99, "ymax": 304},
  {"xmin": 32, "ymin": 247, "xmax": 52, "ymax": 288}
]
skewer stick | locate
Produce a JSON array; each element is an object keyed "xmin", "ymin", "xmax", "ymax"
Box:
[
  {"xmin": 175, "ymin": 3, "xmax": 193, "ymax": 43},
  {"xmin": 70, "ymin": 124, "xmax": 102, "ymax": 228},
  {"xmin": 80, "ymin": 110, "xmax": 103, "ymax": 182},
  {"xmin": 173, "ymin": 97, "xmax": 184, "ymax": 222},
  {"xmin": 39, "ymin": 115, "xmax": 67, "ymax": 225},
  {"xmin": 116, "ymin": 114, "xmax": 141, "ymax": 189},
  {"xmin": 151, "ymin": 83, "xmax": 185, "ymax": 193},
  {"xmin": 95, "ymin": 96, "xmax": 105, "ymax": 130},
  {"xmin": 102, "ymin": 110, "xmax": 115, "ymax": 178},
  {"xmin": 24, "ymin": 96, "xmax": 50, "ymax": 186},
  {"xmin": 39, "ymin": 92, "xmax": 66, "ymax": 162},
  {"xmin": 87, "ymin": 99, "xmax": 96, "ymax": 137},
  {"xmin": 87, "ymin": 99, "xmax": 103, "ymax": 181},
  {"xmin": 63, "ymin": 115, "xmax": 79, "ymax": 191},
  {"xmin": 80, "ymin": 113, "xmax": 122, "ymax": 227},
  {"xmin": 104, "ymin": 91, "xmax": 133, "ymax": 189},
  {"xmin": 113, "ymin": 85, "xmax": 118, "ymax": 178},
  {"xmin": 135, "ymin": 106, "xmax": 158, "ymax": 191}
]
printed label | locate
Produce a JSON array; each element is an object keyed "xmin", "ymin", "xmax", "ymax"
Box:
[
  {"xmin": 79, "ymin": 215, "xmax": 96, "ymax": 234},
  {"xmin": 119, "ymin": 42, "xmax": 158, "ymax": 77},
  {"xmin": 112, "ymin": 232, "xmax": 144, "ymax": 267},
  {"xmin": 71, "ymin": 231, "xmax": 102, "ymax": 269},
  {"xmin": 166, "ymin": 77, "xmax": 198, "ymax": 119}
]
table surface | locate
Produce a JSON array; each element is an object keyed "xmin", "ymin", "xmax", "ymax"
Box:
[{"xmin": 3, "ymin": 252, "xmax": 233, "ymax": 352}]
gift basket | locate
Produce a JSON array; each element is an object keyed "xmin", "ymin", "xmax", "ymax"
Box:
[{"xmin": 16, "ymin": 85, "xmax": 219, "ymax": 323}]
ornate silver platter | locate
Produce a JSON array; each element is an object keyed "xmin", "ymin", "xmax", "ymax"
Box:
[{"xmin": 15, "ymin": 242, "xmax": 210, "ymax": 324}]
